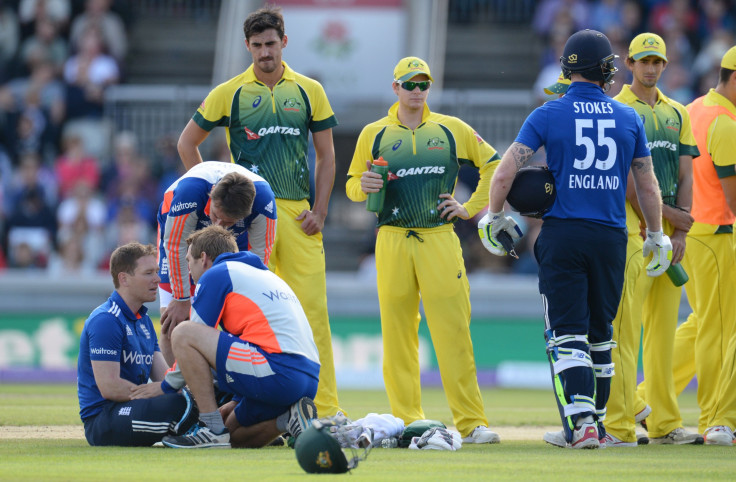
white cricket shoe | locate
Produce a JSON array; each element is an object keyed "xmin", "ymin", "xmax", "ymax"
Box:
[
  {"xmin": 649, "ymin": 427, "xmax": 704, "ymax": 445},
  {"xmin": 544, "ymin": 422, "xmax": 600, "ymax": 449},
  {"xmin": 462, "ymin": 425, "xmax": 500, "ymax": 444},
  {"xmin": 635, "ymin": 405, "xmax": 652, "ymax": 423},
  {"xmin": 600, "ymin": 432, "xmax": 637, "ymax": 448},
  {"xmin": 704, "ymin": 426, "xmax": 735, "ymax": 446}
]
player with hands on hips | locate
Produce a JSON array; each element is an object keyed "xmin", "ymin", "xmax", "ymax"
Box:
[{"xmin": 347, "ymin": 56, "xmax": 502, "ymax": 445}]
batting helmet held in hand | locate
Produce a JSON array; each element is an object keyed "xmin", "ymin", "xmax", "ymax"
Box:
[
  {"xmin": 560, "ymin": 29, "xmax": 618, "ymax": 85},
  {"xmin": 507, "ymin": 166, "xmax": 556, "ymax": 218}
]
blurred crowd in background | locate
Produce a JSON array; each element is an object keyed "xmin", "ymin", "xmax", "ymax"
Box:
[{"xmin": 0, "ymin": 0, "xmax": 734, "ymax": 276}]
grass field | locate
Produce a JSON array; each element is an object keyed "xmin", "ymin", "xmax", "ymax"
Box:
[{"xmin": 0, "ymin": 384, "xmax": 732, "ymax": 480}]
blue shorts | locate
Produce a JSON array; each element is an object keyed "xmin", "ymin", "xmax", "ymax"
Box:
[
  {"xmin": 214, "ymin": 331, "xmax": 320, "ymax": 428},
  {"xmin": 83, "ymin": 392, "xmax": 194, "ymax": 446}
]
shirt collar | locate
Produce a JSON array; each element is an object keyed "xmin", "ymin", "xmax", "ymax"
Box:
[
  {"xmin": 706, "ymin": 88, "xmax": 736, "ymax": 115},
  {"xmin": 243, "ymin": 61, "xmax": 296, "ymax": 84},
  {"xmin": 213, "ymin": 251, "xmax": 268, "ymax": 270},
  {"xmin": 387, "ymin": 101, "xmax": 432, "ymax": 126},
  {"xmin": 618, "ymin": 84, "xmax": 671, "ymax": 106},
  {"xmin": 111, "ymin": 290, "xmax": 147, "ymax": 321}
]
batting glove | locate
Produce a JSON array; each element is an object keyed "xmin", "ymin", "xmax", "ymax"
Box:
[
  {"xmin": 478, "ymin": 210, "xmax": 523, "ymax": 256},
  {"xmin": 643, "ymin": 229, "xmax": 672, "ymax": 277},
  {"xmin": 408, "ymin": 427, "xmax": 462, "ymax": 451}
]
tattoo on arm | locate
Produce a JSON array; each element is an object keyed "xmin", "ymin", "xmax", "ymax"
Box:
[
  {"xmin": 632, "ymin": 156, "xmax": 653, "ymax": 174},
  {"xmin": 509, "ymin": 142, "xmax": 535, "ymax": 170}
]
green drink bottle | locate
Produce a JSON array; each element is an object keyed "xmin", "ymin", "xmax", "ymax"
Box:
[
  {"xmin": 666, "ymin": 262, "xmax": 689, "ymax": 287},
  {"xmin": 366, "ymin": 157, "xmax": 389, "ymax": 213}
]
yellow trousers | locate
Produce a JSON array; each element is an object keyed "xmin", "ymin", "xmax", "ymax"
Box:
[
  {"xmin": 268, "ymin": 199, "xmax": 343, "ymax": 417},
  {"xmin": 605, "ymin": 232, "xmax": 646, "ymax": 442},
  {"xmin": 643, "ymin": 225, "xmax": 736, "ymax": 433},
  {"xmin": 376, "ymin": 225, "xmax": 487, "ymax": 437},
  {"xmin": 608, "ymin": 220, "xmax": 686, "ymax": 439}
]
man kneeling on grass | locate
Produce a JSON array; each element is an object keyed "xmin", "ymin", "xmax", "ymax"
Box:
[
  {"xmin": 77, "ymin": 242, "xmax": 198, "ymax": 446},
  {"xmin": 132, "ymin": 225, "xmax": 320, "ymax": 448}
]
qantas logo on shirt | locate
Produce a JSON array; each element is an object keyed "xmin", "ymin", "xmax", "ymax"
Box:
[
  {"xmin": 473, "ymin": 131, "xmax": 484, "ymax": 144},
  {"xmin": 647, "ymin": 140, "xmax": 677, "ymax": 151},
  {"xmin": 244, "ymin": 126, "xmax": 260, "ymax": 140},
  {"xmin": 171, "ymin": 201, "xmax": 198, "ymax": 213},
  {"xmin": 395, "ymin": 166, "xmax": 446, "ymax": 177},
  {"xmin": 255, "ymin": 126, "xmax": 301, "ymax": 137}
]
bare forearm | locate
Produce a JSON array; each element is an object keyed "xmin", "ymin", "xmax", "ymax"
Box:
[
  {"xmin": 178, "ymin": 120, "xmax": 209, "ymax": 170},
  {"xmin": 631, "ymin": 156, "xmax": 662, "ymax": 232},
  {"xmin": 489, "ymin": 142, "xmax": 534, "ymax": 212},
  {"xmin": 313, "ymin": 162, "xmax": 335, "ymax": 215},
  {"xmin": 99, "ymin": 378, "xmax": 139, "ymax": 402},
  {"xmin": 178, "ymin": 140, "xmax": 204, "ymax": 171}
]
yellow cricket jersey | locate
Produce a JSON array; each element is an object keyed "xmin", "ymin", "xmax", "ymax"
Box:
[
  {"xmin": 193, "ymin": 62, "xmax": 338, "ymax": 201},
  {"xmin": 688, "ymin": 89, "xmax": 736, "ymax": 228},
  {"xmin": 346, "ymin": 102, "xmax": 499, "ymax": 228},
  {"xmin": 615, "ymin": 85, "xmax": 700, "ymax": 235}
]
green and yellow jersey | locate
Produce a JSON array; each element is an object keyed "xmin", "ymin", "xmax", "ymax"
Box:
[
  {"xmin": 346, "ymin": 102, "xmax": 499, "ymax": 228},
  {"xmin": 193, "ymin": 61, "xmax": 337, "ymax": 201},
  {"xmin": 615, "ymin": 85, "xmax": 699, "ymax": 206}
]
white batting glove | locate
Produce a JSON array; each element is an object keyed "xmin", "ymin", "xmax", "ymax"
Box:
[
  {"xmin": 643, "ymin": 229, "xmax": 672, "ymax": 277},
  {"xmin": 478, "ymin": 211, "xmax": 523, "ymax": 256},
  {"xmin": 408, "ymin": 427, "xmax": 462, "ymax": 451}
]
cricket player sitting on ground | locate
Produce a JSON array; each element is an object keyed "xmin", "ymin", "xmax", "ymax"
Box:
[
  {"xmin": 132, "ymin": 225, "xmax": 320, "ymax": 449},
  {"xmin": 604, "ymin": 32, "xmax": 702, "ymax": 447},
  {"xmin": 77, "ymin": 242, "xmax": 197, "ymax": 446},
  {"xmin": 483, "ymin": 29, "xmax": 670, "ymax": 449},
  {"xmin": 157, "ymin": 161, "xmax": 276, "ymax": 365}
]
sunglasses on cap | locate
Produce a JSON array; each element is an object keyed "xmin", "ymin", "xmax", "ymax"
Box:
[{"xmin": 398, "ymin": 80, "xmax": 432, "ymax": 91}]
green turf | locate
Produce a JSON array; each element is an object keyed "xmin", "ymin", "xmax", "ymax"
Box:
[{"xmin": 0, "ymin": 385, "xmax": 730, "ymax": 481}]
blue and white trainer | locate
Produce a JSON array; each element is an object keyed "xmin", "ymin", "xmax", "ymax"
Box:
[{"xmin": 162, "ymin": 422, "xmax": 230, "ymax": 449}]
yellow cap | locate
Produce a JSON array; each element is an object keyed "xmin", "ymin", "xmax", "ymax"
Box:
[
  {"xmin": 721, "ymin": 46, "xmax": 736, "ymax": 69},
  {"xmin": 544, "ymin": 71, "xmax": 571, "ymax": 95},
  {"xmin": 629, "ymin": 33, "xmax": 667, "ymax": 62},
  {"xmin": 393, "ymin": 56, "xmax": 434, "ymax": 83}
]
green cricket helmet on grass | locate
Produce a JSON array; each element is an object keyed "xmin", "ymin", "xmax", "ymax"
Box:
[
  {"xmin": 295, "ymin": 424, "xmax": 351, "ymax": 474},
  {"xmin": 295, "ymin": 416, "xmax": 371, "ymax": 474}
]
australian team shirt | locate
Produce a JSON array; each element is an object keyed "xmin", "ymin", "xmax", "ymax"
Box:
[
  {"xmin": 157, "ymin": 161, "xmax": 276, "ymax": 301},
  {"xmin": 162, "ymin": 251, "xmax": 320, "ymax": 392},
  {"xmin": 77, "ymin": 291, "xmax": 158, "ymax": 420},
  {"xmin": 516, "ymin": 82, "xmax": 651, "ymax": 229},
  {"xmin": 346, "ymin": 102, "xmax": 500, "ymax": 228},
  {"xmin": 192, "ymin": 62, "xmax": 338, "ymax": 201}
]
